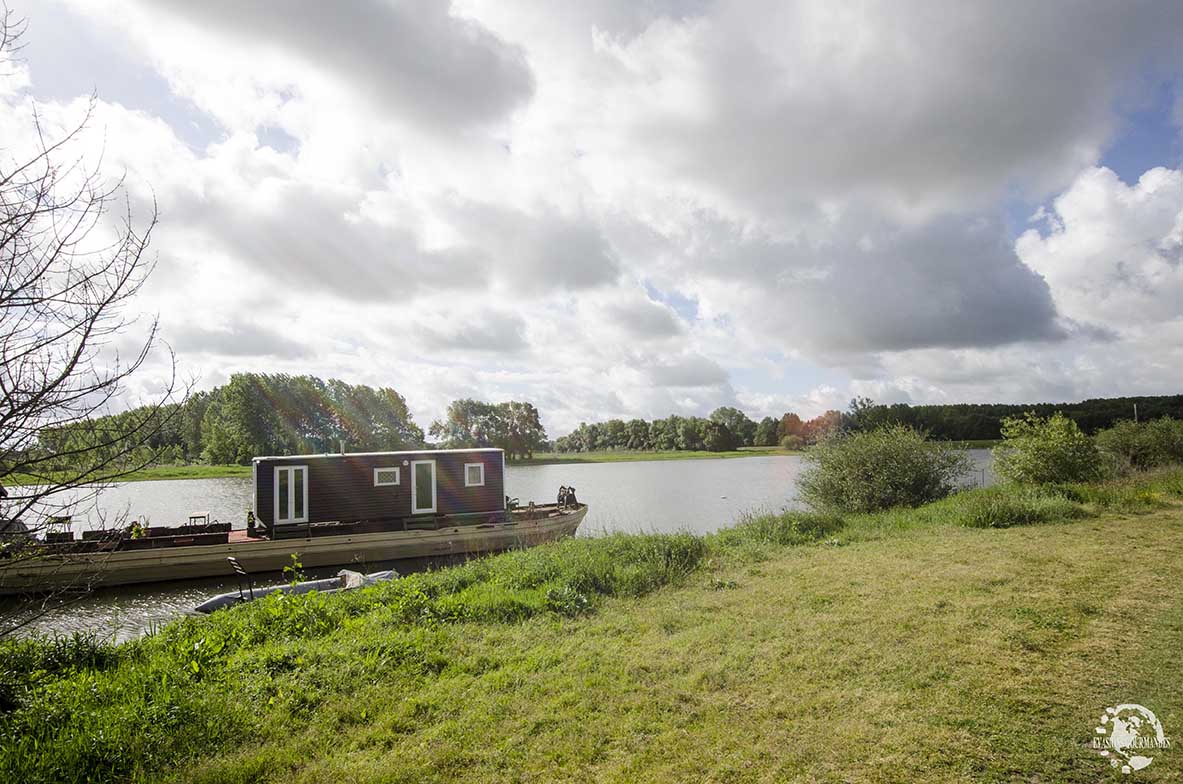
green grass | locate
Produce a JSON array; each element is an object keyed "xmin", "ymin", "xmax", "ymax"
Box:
[
  {"xmin": 514, "ymin": 447, "xmax": 800, "ymax": 465},
  {"xmin": 3, "ymin": 470, "xmax": 1183, "ymax": 783},
  {"xmin": 4, "ymin": 464, "xmax": 251, "ymax": 486},
  {"xmin": 943, "ymin": 438, "xmax": 1002, "ymax": 449}
]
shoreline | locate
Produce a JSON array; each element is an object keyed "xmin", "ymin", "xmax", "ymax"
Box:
[
  {"xmin": 4, "ymin": 449, "xmax": 802, "ymax": 486},
  {"xmin": 5, "ymin": 442, "xmax": 999, "ymax": 486},
  {"xmin": 509, "ymin": 447, "xmax": 801, "ymax": 465}
]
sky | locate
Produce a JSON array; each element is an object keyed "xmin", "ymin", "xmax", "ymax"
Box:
[{"xmin": 5, "ymin": 0, "xmax": 1183, "ymax": 436}]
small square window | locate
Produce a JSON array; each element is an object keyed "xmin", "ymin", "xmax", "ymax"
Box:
[
  {"xmin": 374, "ymin": 467, "xmax": 400, "ymax": 486},
  {"xmin": 464, "ymin": 463, "xmax": 485, "ymax": 487}
]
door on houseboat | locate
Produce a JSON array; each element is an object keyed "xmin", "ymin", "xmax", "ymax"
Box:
[
  {"xmin": 274, "ymin": 465, "xmax": 308, "ymax": 524},
  {"xmin": 411, "ymin": 460, "xmax": 437, "ymax": 514}
]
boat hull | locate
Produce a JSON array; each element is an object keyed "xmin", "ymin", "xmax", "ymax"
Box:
[{"xmin": 0, "ymin": 505, "xmax": 587, "ymax": 595}]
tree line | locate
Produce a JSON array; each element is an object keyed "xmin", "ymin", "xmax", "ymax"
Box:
[
  {"xmin": 553, "ymin": 407, "xmax": 844, "ymax": 453},
  {"xmin": 551, "ymin": 394, "xmax": 1183, "ymax": 455},
  {"xmin": 33, "ymin": 375, "xmax": 551, "ymax": 469},
  {"xmin": 843, "ymin": 395, "xmax": 1183, "ymax": 440}
]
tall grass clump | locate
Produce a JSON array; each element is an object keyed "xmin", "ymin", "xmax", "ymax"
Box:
[
  {"xmin": 1095, "ymin": 417, "xmax": 1183, "ymax": 471},
  {"xmin": 715, "ymin": 510, "xmax": 845, "ymax": 548},
  {"xmin": 993, "ymin": 412, "xmax": 1105, "ymax": 484},
  {"xmin": 955, "ymin": 485, "xmax": 1088, "ymax": 528},
  {"xmin": 798, "ymin": 425, "xmax": 972, "ymax": 513}
]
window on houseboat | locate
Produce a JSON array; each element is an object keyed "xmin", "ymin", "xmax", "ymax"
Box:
[
  {"xmin": 465, "ymin": 463, "xmax": 485, "ymax": 487},
  {"xmin": 374, "ymin": 467, "xmax": 400, "ymax": 486}
]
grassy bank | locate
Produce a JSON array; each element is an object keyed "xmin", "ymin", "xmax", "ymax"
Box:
[
  {"xmin": 514, "ymin": 446, "xmax": 800, "ymax": 465},
  {"xmin": 5, "ymin": 451, "xmax": 799, "ymax": 485},
  {"xmin": 3, "ymin": 471, "xmax": 1183, "ymax": 782},
  {"xmin": 4, "ymin": 464, "xmax": 251, "ymax": 486}
]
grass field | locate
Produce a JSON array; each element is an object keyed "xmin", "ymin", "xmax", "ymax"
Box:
[
  {"xmin": 514, "ymin": 446, "xmax": 800, "ymax": 465},
  {"xmin": 3, "ymin": 471, "xmax": 1183, "ymax": 782}
]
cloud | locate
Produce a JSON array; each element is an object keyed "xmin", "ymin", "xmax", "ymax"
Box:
[
  {"xmin": 445, "ymin": 202, "xmax": 622, "ymax": 292},
  {"xmin": 171, "ymin": 320, "xmax": 312, "ymax": 359},
  {"xmin": 673, "ymin": 211, "xmax": 1067, "ymax": 355},
  {"xmin": 139, "ymin": 0, "xmax": 534, "ymax": 130},
  {"xmin": 583, "ymin": 1, "xmax": 1183, "ymax": 223},
  {"xmin": 1017, "ymin": 166, "xmax": 1183, "ymax": 329},
  {"xmin": 416, "ymin": 310, "xmax": 528, "ymax": 353},
  {"xmin": 602, "ymin": 296, "xmax": 684, "ymax": 339},
  {"xmin": 644, "ymin": 354, "xmax": 729, "ymax": 388},
  {"xmin": 11, "ymin": 0, "xmax": 1183, "ymax": 436}
]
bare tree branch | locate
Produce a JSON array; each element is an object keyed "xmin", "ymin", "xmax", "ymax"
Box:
[{"xmin": 0, "ymin": 13, "xmax": 186, "ymax": 636}]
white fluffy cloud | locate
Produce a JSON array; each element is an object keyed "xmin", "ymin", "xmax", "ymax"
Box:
[
  {"xmin": 1018, "ymin": 166, "xmax": 1183, "ymax": 330},
  {"xmin": 8, "ymin": 0, "xmax": 1183, "ymax": 434}
]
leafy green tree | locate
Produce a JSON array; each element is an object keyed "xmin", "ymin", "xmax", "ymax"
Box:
[
  {"xmin": 625, "ymin": 419, "xmax": 652, "ymax": 450},
  {"xmin": 430, "ymin": 399, "xmax": 497, "ymax": 448},
  {"xmin": 710, "ymin": 407, "xmax": 756, "ymax": 447},
  {"xmin": 993, "ymin": 412, "xmax": 1105, "ymax": 484},
  {"xmin": 703, "ymin": 421, "xmax": 737, "ymax": 452},
  {"xmin": 754, "ymin": 416, "xmax": 779, "ymax": 447},
  {"xmin": 778, "ymin": 412, "xmax": 805, "ymax": 441},
  {"xmin": 649, "ymin": 417, "xmax": 679, "ymax": 450},
  {"xmin": 677, "ymin": 417, "xmax": 705, "ymax": 451},
  {"xmin": 490, "ymin": 401, "xmax": 548, "ymax": 460}
]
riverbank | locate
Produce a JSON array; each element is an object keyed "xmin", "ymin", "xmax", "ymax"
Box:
[
  {"xmin": 3, "ymin": 470, "xmax": 1182, "ymax": 782},
  {"xmin": 4, "ymin": 450, "xmax": 798, "ymax": 486},
  {"xmin": 512, "ymin": 446, "xmax": 800, "ymax": 465},
  {"xmin": 3, "ymin": 464, "xmax": 252, "ymax": 486}
]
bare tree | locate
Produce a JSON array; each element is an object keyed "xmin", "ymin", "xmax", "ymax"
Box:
[{"xmin": 0, "ymin": 10, "xmax": 183, "ymax": 633}]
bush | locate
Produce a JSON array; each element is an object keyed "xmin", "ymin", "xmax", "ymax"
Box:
[
  {"xmin": 798, "ymin": 425, "xmax": 972, "ymax": 513},
  {"xmin": 780, "ymin": 434, "xmax": 805, "ymax": 450},
  {"xmin": 957, "ymin": 486, "xmax": 1087, "ymax": 528},
  {"xmin": 1095, "ymin": 417, "xmax": 1183, "ymax": 470},
  {"xmin": 993, "ymin": 412, "xmax": 1105, "ymax": 484}
]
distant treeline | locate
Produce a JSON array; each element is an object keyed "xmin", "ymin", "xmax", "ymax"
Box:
[
  {"xmin": 553, "ymin": 394, "xmax": 1183, "ymax": 454},
  {"xmin": 554, "ymin": 408, "xmax": 844, "ymax": 453},
  {"xmin": 845, "ymin": 395, "xmax": 1183, "ymax": 440},
  {"xmin": 34, "ymin": 375, "xmax": 551, "ymax": 469},
  {"xmin": 37, "ymin": 374, "xmax": 427, "ymax": 468}
]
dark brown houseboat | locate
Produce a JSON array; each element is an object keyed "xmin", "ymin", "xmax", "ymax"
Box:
[{"xmin": 0, "ymin": 448, "xmax": 587, "ymax": 594}]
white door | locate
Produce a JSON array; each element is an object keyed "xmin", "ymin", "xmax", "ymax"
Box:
[
  {"xmin": 411, "ymin": 460, "xmax": 437, "ymax": 514},
  {"xmin": 274, "ymin": 465, "xmax": 308, "ymax": 524}
]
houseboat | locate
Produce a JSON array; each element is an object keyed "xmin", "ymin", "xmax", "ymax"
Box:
[{"xmin": 0, "ymin": 448, "xmax": 587, "ymax": 595}]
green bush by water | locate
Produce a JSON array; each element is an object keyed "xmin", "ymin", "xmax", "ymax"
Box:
[
  {"xmin": 993, "ymin": 412, "xmax": 1105, "ymax": 484},
  {"xmin": 1095, "ymin": 417, "xmax": 1183, "ymax": 471},
  {"xmin": 798, "ymin": 425, "xmax": 972, "ymax": 513}
]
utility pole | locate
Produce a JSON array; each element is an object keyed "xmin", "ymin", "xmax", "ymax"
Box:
[{"xmin": 1134, "ymin": 403, "xmax": 1138, "ymax": 423}]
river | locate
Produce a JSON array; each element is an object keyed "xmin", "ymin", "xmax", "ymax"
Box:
[{"xmin": 3, "ymin": 451, "xmax": 994, "ymax": 640}]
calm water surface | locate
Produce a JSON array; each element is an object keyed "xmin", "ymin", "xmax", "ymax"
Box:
[{"xmin": 6, "ymin": 451, "xmax": 993, "ymax": 640}]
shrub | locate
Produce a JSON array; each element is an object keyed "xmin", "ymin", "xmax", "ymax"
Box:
[
  {"xmin": 780, "ymin": 434, "xmax": 805, "ymax": 450},
  {"xmin": 957, "ymin": 486, "xmax": 1087, "ymax": 528},
  {"xmin": 993, "ymin": 412, "xmax": 1105, "ymax": 484},
  {"xmin": 1095, "ymin": 417, "xmax": 1183, "ymax": 470},
  {"xmin": 798, "ymin": 425, "xmax": 972, "ymax": 513}
]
